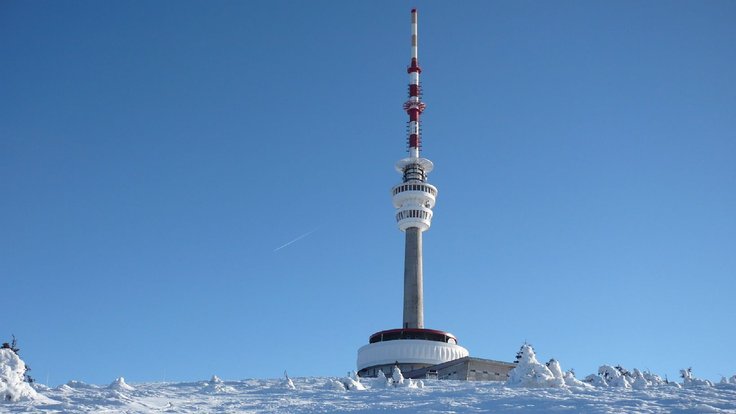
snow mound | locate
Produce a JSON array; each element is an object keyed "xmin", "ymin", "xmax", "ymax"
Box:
[
  {"xmin": 326, "ymin": 379, "xmax": 346, "ymax": 391},
  {"xmin": 643, "ymin": 370, "xmax": 666, "ymax": 386},
  {"xmin": 506, "ymin": 344, "xmax": 570, "ymax": 388},
  {"xmin": 0, "ymin": 348, "xmax": 53, "ymax": 403},
  {"xmin": 108, "ymin": 377, "xmax": 135, "ymax": 392},
  {"xmin": 374, "ymin": 369, "xmax": 391, "ymax": 388},
  {"xmin": 564, "ymin": 370, "xmax": 593, "ymax": 389},
  {"xmin": 64, "ymin": 380, "xmax": 98, "ymax": 389},
  {"xmin": 341, "ymin": 371, "xmax": 365, "ymax": 391},
  {"xmin": 55, "ymin": 384, "xmax": 75, "ymax": 393},
  {"xmin": 202, "ymin": 375, "xmax": 236, "ymax": 394}
]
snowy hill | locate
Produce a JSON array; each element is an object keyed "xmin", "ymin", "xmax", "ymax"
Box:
[
  {"xmin": 0, "ymin": 376, "xmax": 734, "ymax": 413},
  {"xmin": 3, "ymin": 345, "xmax": 736, "ymax": 413}
]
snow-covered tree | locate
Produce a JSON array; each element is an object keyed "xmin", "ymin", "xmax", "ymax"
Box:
[
  {"xmin": 643, "ymin": 370, "xmax": 665, "ymax": 386},
  {"xmin": 392, "ymin": 365, "xmax": 404, "ymax": 387},
  {"xmin": 631, "ymin": 369, "xmax": 650, "ymax": 389},
  {"xmin": 680, "ymin": 368, "xmax": 713, "ymax": 387},
  {"xmin": 1, "ymin": 336, "xmax": 33, "ymax": 384},
  {"xmin": 342, "ymin": 371, "xmax": 365, "ymax": 391},
  {"xmin": 545, "ymin": 359, "xmax": 566, "ymax": 387},
  {"xmin": 513, "ymin": 343, "xmax": 529, "ymax": 364},
  {"xmin": 375, "ymin": 369, "xmax": 391, "ymax": 388},
  {"xmin": 598, "ymin": 365, "xmax": 632, "ymax": 388},
  {"xmin": 507, "ymin": 344, "xmax": 565, "ymax": 388},
  {"xmin": 564, "ymin": 370, "xmax": 593, "ymax": 388},
  {"xmin": 282, "ymin": 371, "xmax": 295, "ymax": 390},
  {"xmin": 0, "ymin": 337, "xmax": 50, "ymax": 403}
]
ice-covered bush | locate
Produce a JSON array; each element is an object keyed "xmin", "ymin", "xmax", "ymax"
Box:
[
  {"xmin": 342, "ymin": 371, "xmax": 365, "ymax": 391},
  {"xmin": 681, "ymin": 368, "xmax": 713, "ymax": 387},
  {"xmin": 203, "ymin": 375, "xmax": 236, "ymax": 393},
  {"xmin": 597, "ymin": 365, "xmax": 632, "ymax": 388},
  {"xmin": 506, "ymin": 344, "xmax": 567, "ymax": 388},
  {"xmin": 564, "ymin": 370, "xmax": 593, "ymax": 388},
  {"xmin": 631, "ymin": 369, "xmax": 650, "ymax": 389},
  {"xmin": 375, "ymin": 369, "xmax": 391, "ymax": 388},
  {"xmin": 282, "ymin": 371, "xmax": 296, "ymax": 390},
  {"xmin": 392, "ymin": 366, "xmax": 404, "ymax": 386},
  {"xmin": 545, "ymin": 359, "xmax": 566, "ymax": 387},
  {"xmin": 643, "ymin": 371, "xmax": 666, "ymax": 386},
  {"xmin": 0, "ymin": 348, "xmax": 50, "ymax": 403}
]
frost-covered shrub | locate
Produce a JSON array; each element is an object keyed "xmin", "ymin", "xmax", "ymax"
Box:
[
  {"xmin": 384, "ymin": 366, "xmax": 420, "ymax": 388},
  {"xmin": 585, "ymin": 365, "xmax": 676, "ymax": 389},
  {"xmin": 545, "ymin": 359, "xmax": 566, "ymax": 387},
  {"xmin": 506, "ymin": 344, "xmax": 565, "ymax": 388},
  {"xmin": 583, "ymin": 373, "xmax": 608, "ymax": 387},
  {"xmin": 681, "ymin": 368, "xmax": 713, "ymax": 387},
  {"xmin": 631, "ymin": 369, "xmax": 650, "ymax": 389},
  {"xmin": 282, "ymin": 371, "xmax": 296, "ymax": 390},
  {"xmin": 643, "ymin": 371, "xmax": 665, "ymax": 386},
  {"xmin": 597, "ymin": 365, "xmax": 632, "ymax": 388},
  {"xmin": 392, "ymin": 366, "xmax": 404, "ymax": 386},
  {"xmin": 375, "ymin": 369, "xmax": 391, "ymax": 387},
  {"xmin": 203, "ymin": 375, "xmax": 236, "ymax": 393},
  {"xmin": 564, "ymin": 370, "xmax": 592, "ymax": 388},
  {"xmin": 342, "ymin": 371, "xmax": 365, "ymax": 391}
]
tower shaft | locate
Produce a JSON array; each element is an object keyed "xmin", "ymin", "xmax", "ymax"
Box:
[
  {"xmin": 393, "ymin": 8, "xmax": 434, "ymax": 330},
  {"xmin": 403, "ymin": 227, "xmax": 424, "ymax": 328}
]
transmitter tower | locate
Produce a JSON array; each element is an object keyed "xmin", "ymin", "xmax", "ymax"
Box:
[{"xmin": 357, "ymin": 9, "xmax": 470, "ymax": 377}]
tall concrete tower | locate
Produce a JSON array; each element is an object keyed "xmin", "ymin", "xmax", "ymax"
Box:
[
  {"xmin": 357, "ymin": 9, "xmax": 469, "ymax": 378},
  {"xmin": 394, "ymin": 7, "xmax": 435, "ymax": 330}
]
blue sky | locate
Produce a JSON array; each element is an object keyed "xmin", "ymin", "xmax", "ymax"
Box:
[{"xmin": 1, "ymin": 1, "xmax": 734, "ymax": 385}]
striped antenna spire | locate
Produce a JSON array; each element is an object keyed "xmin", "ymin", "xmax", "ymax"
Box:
[{"xmin": 404, "ymin": 8, "xmax": 426, "ymax": 158}]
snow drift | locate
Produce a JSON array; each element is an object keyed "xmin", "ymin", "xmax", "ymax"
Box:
[{"xmin": 108, "ymin": 376, "xmax": 135, "ymax": 392}]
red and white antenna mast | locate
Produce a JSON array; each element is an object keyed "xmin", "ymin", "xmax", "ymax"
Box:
[{"xmin": 404, "ymin": 8, "xmax": 426, "ymax": 158}]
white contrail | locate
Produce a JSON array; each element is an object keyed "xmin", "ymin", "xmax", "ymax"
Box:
[{"xmin": 273, "ymin": 228, "xmax": 318, "ymax": 252}]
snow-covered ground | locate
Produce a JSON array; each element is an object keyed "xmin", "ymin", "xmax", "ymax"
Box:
[
  {"xmin": 3, "ymin": 347, "xmax": 736, "ymax": 413},
  {"xmin": 0, "ymin": 375, "xmax": 733, "ymax": 413}
]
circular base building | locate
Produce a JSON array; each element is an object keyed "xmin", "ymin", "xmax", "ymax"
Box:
[{"xmin": 357, "ymin": 329, "xmax": 469, "ymax": 377}]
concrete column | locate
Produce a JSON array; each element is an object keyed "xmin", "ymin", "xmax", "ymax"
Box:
[{"xmin": 403, "ymin": 227, "xmax": 424, "ymax": 329}]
